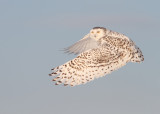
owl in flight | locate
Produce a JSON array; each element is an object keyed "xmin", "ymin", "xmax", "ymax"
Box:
[{"xmin": 49, "ymin": 27, "xmax": 144, "ymax": 86}]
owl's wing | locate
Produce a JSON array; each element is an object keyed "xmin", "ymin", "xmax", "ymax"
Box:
[
  {"xmin": 49, "ymin": 45, "xmax": 131, "ymax": 86},
  {"xmin": 64, "ymin": 34, "xmax": 99, "ymax": 55}
]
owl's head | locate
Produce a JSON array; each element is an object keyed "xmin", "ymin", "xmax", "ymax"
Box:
[{"xmin": 90, "ymin": 27, "xmax": 106, "ymax": 40}]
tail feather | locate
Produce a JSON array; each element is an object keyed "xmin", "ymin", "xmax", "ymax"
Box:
[{"xmin": 130, "ymin": 45, "xmax": 144, "ymax": 63}]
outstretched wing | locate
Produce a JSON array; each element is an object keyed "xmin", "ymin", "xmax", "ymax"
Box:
[
  {"xmin": 49, "ymin": 45, "xmax": 131, "ymax": 86},
  {"xmin": 64, "ymin": 34, "xmax": 99, "ymax": 55}
]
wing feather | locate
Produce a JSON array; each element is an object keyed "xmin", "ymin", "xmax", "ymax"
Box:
[
  {"xmin": 64, "ymin": 35, "xmax": 99, "ymax": 55},
  {"xmin": 49, "ymin": 44, "xmax": 132, "ymax": 86}
]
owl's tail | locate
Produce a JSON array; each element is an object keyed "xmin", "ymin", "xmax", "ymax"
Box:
[{"xmin": 130, "ymin": 45, "xmax": 144, "ymax": 63}]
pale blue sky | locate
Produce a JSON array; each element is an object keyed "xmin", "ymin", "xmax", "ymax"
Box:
[{"xmin": 0, "ymin": 0, "xmax": 160, "ymax": 114}]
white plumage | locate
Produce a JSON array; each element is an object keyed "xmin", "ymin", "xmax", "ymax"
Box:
[{"xmin": 49, "ymin": 27, "xmax": 144, "ymax": 86}]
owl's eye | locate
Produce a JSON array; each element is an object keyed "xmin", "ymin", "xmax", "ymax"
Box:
[
  {"xmin": 91, "ymin": 31, "xmax": 94, "ymax": 33},
  {"xmin": 97, "ymin": 31, "xmax": 100, "ymax": 33}
]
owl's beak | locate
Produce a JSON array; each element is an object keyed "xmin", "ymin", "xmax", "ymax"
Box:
[{"xmin": 94, "ymin": 35, "xmax": 96, "ymax": 37}]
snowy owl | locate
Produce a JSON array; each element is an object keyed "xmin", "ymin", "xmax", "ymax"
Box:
[{"xmin": 49, "ymin": 27, "xmax": 144, "ymax": 86}]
